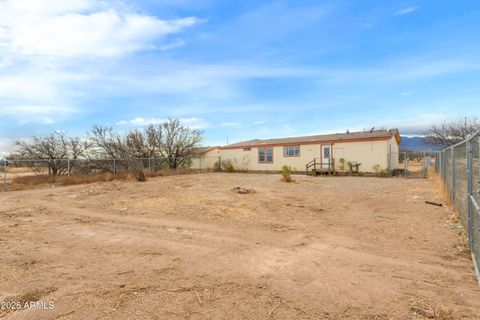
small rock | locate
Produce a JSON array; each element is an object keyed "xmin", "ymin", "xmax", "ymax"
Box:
[
  {"xmin": 451, "ymin": 224, "xmax": 464, "ymax": 234},
  {"xmin": 231, "ymin": 186, "xmax": 255, "ymax": 194}
]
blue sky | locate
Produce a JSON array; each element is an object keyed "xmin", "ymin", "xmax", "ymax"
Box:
[{"xmin": 0, "ymin": 0, "xmax": 479, "ymax": 152}]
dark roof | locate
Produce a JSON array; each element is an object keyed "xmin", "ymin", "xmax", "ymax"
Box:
[{"xmin": 221, "ymin": 129, "xmax": 400, "ymax": 149}]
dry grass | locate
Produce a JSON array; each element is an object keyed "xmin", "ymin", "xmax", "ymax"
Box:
[
  {"xmin": 10, "ymin": 175, "xmax": 57, "ymax": 186},
  {"xmin": 8, "ymin": 172, "xmax": 135, "ymax": 190},
  {"xmin": 1, "ymin": 174, "xmax": 479, "ymax": 319},
  {"xmin": 145, "ymin": 167, "xmax": 194, "ymax": 177},
  {"xmin": 60, "ymin": 172, "xmax": 116, "ymax": 185},
  {"xmin": 10, "ymin": 287, "xmax": 57, "ymax": 304},
  {"xmin": 409, "ymin": 298, "xmax": 459, "ymax": 320},
  {"xmin": 428, "ymin": 168, "xmax": 451, "ymax": 208},
  {"xmin": 5, "ymin": 167, "xmax": 37, "ymax": 173},
  {"xmin": 6, "ymin": 168, "xmax": 201, "ymax": 191},
  {"xmin": 427, "ymin": 168, "xmax": 469, "ymax": 251}
]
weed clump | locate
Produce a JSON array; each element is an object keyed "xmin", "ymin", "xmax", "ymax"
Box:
[
  {"xmin": 281, "ymin": 165, "xmax": 294, "ymax": 182},
  {"xmin": 222, "ymin": 159, "xmax": 236, "ymax": 173}
]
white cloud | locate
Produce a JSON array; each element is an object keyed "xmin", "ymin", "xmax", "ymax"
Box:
[
  {"xmin": 321, "ymin": 57, "xmax": 480, "ymax": 84},
  {"xmin": 394, "ymin": 6, "xmax": 419, "ymax": 16},
  {"xmin": 0, "ymin": 0, "xmax": 198, "ymax": 58},
  {"xmin": 181, "ymin": 117, "xmax": 209, "ymax": 129},
  {"xmin": 0, "ymin": 138, "xmax": 17, "ymax": 157},
  {"xmin": 116, "ymin": 117, "xmax": 165, "ymax": 126},
  {"xmin": 116, "ymin": 117, "xmax": 209, "ymax": 129},
  {"xmin": 0, "ymin": 0, "xmax": 199, "ymax": 126},
  {"xmin": 220, "ymin": 122, "xmax": 241, "ymax": 128},
  {"xmin": 0, "ymin": 105, "xmax": 76, "ymax": 124},
  {"xmin": 401, "ymin": 91, "xmax": 414, "ymax": 96},
  {"xmin": 101, "ymin": 63, "xmax": 317, "ymax": 99},
  {"xmin": 160, "ymin": 39, "xmax": 187, "ymax": 51}
]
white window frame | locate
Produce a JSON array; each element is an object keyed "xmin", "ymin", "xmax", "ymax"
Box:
[
  {"xmin": 258, "ymin": 146, "xmax": 273, "ymax": 163},
  {"xmin": 283, "ymin": 146, "xmax": 300, "ymax": 157}
]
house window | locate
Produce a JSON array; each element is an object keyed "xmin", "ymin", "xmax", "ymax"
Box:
[
  {"xmin": 284, "ymin": 146, "xmax": 300, "ymax": 157},
  {"xmin": 258, "ymin": 146, "xmax": 273, "ymax": 163},
  {"xmin": 243, "ymin": 147, "xmax": 251, "ymax": 151}
]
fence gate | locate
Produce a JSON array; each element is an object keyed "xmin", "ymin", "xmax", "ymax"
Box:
[{"xmin": 397, "ymin": 151, "xmax": 430, "ymax": 178}]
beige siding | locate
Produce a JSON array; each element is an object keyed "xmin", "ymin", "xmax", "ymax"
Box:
[
  {"xmin": 220, "ymin": 139, "xmax": 396, "ymax": 172},
  {"xmin": 333, "ymin": 140, "xmax": 388, "ymax": 172},
  {"xmin": 220, "ymin": 144, "xmax": 321, "ymax": 171},
  {"xmin": 190, "ymin": 148, "xmax": 220, "ymax": 170}
]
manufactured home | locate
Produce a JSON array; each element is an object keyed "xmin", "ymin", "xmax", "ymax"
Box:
[{"xmin": 219, "ymin": 129, "xmax": 400, "ymax": 174}]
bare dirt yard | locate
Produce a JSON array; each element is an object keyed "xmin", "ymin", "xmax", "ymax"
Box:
[{"xmin": 0, "ymin": 173, "xmax": 478, "ymax": 319}]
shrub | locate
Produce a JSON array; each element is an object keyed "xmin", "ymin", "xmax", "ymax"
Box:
[
  {"xmin": 281, "ymin": 165, "xmax": 294, "ymax": 182},
  {"xmin": 222, "ymin": 159, "xmax": 236, "ymax": 173},
  {"xmin": 214, "ymin": 161, "xmax": 222, "ymax": 172},
  {"xmin": 339, "ymin": 158, "xmax": 346, "ymax": 171},
  {"xmin": 372, "ymin": 164, "xmax": 381, "ymax": 175},
  {"xmin": 346, "ymin": 161, "xmax": 352, "ymax": 173}
]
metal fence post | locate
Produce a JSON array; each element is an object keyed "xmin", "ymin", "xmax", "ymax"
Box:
[
  {"xmin": 422, "ymin": 152, "xmax": 426, "ymax": 178},
  {"xmin": 113, "ymin": 158, "xmax": 116, "ymax": 177},
  {"xmin": 437, "ymin": 151, "xmax": 441, "ymax": 176},
  {"xmin": 387, "ymin": 144, "xmax": 391, "ymax": 176},
  {"xmin": 442, "ymin": 150, "xmax": 446, "ymax": 180},
  {"xmin": 148, "ymin": 157, "xmax": 152, "ymax": 172},
  {"xmin": 467, "ymin": 135, "xmax": 473, "ymax": 250},
  {"xmin": 404, "ymin": 152, "xmax": 408, "ymax": 177},
  {"xmin": 67, "ymin": 159, "xmax": 71, "ymax": 176}
]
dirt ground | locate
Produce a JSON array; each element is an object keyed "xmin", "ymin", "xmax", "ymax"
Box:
[{"xmin": 0, "ymin": 173, "xmax": 478, "ymax": 319}]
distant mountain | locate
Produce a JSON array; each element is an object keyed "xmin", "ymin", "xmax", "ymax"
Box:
[{"xmin": 400, "ymin": 136, "xmax": 443, "ymax": 152}]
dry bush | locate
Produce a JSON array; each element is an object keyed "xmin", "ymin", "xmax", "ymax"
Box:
[{"xmin": 222, "ymin": 159, "xmax": 236, "ymax": 173}]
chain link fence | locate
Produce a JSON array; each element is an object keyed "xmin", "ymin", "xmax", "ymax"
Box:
[
  {"xmin": 388, "ymin": 151, "xmax": 435, "ymax": 178},
  {"xmin": 435, "ymin": 131, "xmax": 480, "ymax": 283},
  {"xmin": 1, "ymin": 156, "xmax": 222, "ymax": 191}
]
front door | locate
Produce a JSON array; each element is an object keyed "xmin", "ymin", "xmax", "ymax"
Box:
[{"xmin": 321, "ymin": 145, "xmax": 332, "ymax": 169}]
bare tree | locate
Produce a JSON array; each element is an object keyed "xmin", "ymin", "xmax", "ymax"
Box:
[
  {"xmin": 11, "ymin": 118, "xmax": 202, "ymax": 181},
  {"xmin": 152, "ymin": 119, "xmax": 203, "ymax": 168},
  {"xmin": 15, "ymin": 132, "xmax": 89, "ymax": 175},
  {"xmin": 126, "ymin": 130, "xmax": 151, "ymax": 159},
  {"xmin": 88, "ymin": 126, "xmax": 146, "ymax": 181},
  {"xmin": 425, "ymin": 117, "xmax": 480, "ymax": 147}
]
